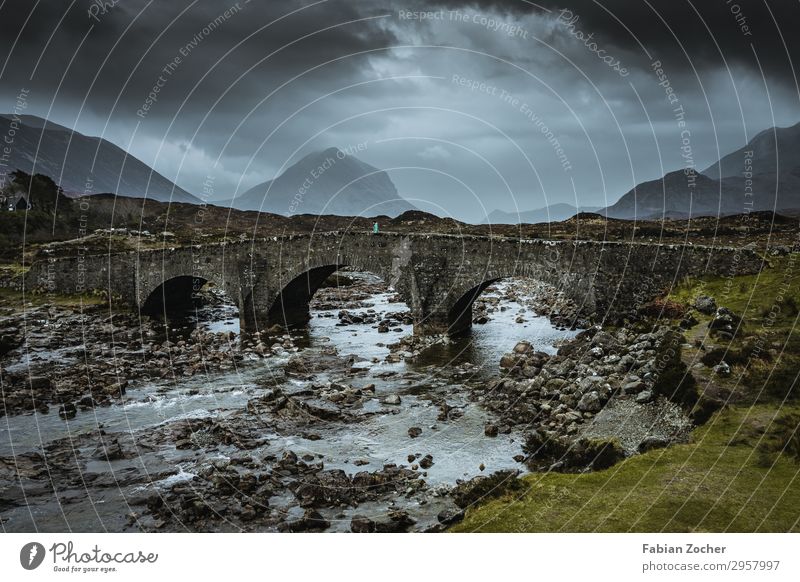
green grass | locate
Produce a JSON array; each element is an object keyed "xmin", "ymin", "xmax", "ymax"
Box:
[
  {"xmin": 454, "ymin": 259, "xmax": 800, "ymax": 532},
  {"xmin": 0, "ymin": 287, "xmax": 108, "ymax": 309},
  {"xmin": 669, "ymin": 254, "xmax": 799, "ymax": 332},
  {"xmin": 669, "ymin": 254, "xmax": 800, "ymax": 402},
  {"xmin": 452, "ymin": 405, "xmax": 800, "ymax": 532}
]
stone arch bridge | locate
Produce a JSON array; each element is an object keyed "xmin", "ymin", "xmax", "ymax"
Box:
[{"xmin": 25, "ymin": 231, "xmax": 762, "ymax": 335}]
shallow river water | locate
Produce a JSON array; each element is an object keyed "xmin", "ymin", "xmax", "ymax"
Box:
[{"xmin": 1, "ymin": 275, "xmax": 579, "ymax": 532}]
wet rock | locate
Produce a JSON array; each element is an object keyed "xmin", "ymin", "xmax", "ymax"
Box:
[
  {"xmin": 408, "ymin": 427, "xmax": 422, "ymax": 438},
  {"xmin": 350, "ymin": 514, "xmax": 376, "ymax": 533},
  {"xmin": 291, "ymin": 470, "xmax": 352, "ymax": 507},
  {"xmin": 58, "ymin": 402, "xmax": 77, "ymax": 420},
  {"xmin": 374, "ymin": 510, "xmax": 416, "ymax": 533},
  {"xmin": 635, "ymin": 390, "xmax": 654, "ymax": 404},
  {"xmin": 381, "ymin": 394, "xmax": 402, "ymax": 406},
  {"xmin": 513, "ymin": 341, "xmax": 533, "ymax": 354},
  {"xmin": 437, "ymin": 507, "xmax": 465, "ymax": 526},
  {"xmin": 484, "ymin": 424, "xmax": 499, "ymax": 437},
  {"xmin": 680, "ymin": 313, "xmax": 699, "ymax": 329},
  {"xmin": 419, "ymin": 454, "xmax": 434, "ymax": 469},
  {"xmin": 301, "ymin": 399, "xmax": 342, "ymax": 420},
  {"xmin": 499, "ymin": 353, "xmax": 523, "ymax": 370},
  {"xmin": 281, "ymin": 509, "xmax": 330, "ymax": 532}
]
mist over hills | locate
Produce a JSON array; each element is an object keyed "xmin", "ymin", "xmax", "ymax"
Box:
[{"xmin": 3, "ymin": 113, "xmax": 799, "ymax": 223}]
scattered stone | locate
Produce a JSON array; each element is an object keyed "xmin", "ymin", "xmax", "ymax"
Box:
[
  {"xmin": 381, "ymin": 394, "xmax": 402, "ymax": 406},
  {"xmin": 713, "ymin": 361, "xmax": 731, "ymax": 376},
  {"xmin": 577, "ymin": 391, "xmax": 603, "ymax": 413},
  {"xmin": 693, "ymin": 295, "xmax": 717, "ymax": 315}
]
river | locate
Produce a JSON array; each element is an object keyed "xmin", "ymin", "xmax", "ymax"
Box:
[{"xmin": 0, "ymin": 273, "xmax": 579, "ymax": 532}]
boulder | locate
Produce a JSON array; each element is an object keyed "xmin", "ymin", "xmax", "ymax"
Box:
[
  {"xmin": 513, "ymin": 341, "xmax": 533, "ymax": 354},
  {"xmin": 713, "ymin": 361, "xmax": 731, "ymax": 376},
  {"xmin": 577, "ymin": 391, "xmax": 602, "ymax": 413},
  {"xmin": 622, "ymin": 381, "xmax": 645, "ymax": 395},
  {"xmin": 350, "ymin": 514, "xmax": 376, "ymax": 533},
  {"xmin": 693, "ymin": 295, "xmax": 717, "ymax": 315},
  {"xmin": 638, "ymin": 436, "xmax": 671, "ymax": 453},
  {"xmin": 451, "ymin": 470, "xmax": 521, "ymax": 508},
  {"xmin": 374, "ymin": 510, "xmax": 416, "ymax": 533},
  {"xmin": 282, "ymin": 509, "xmax": 330, "ymax": 532},
  {"xmin": 301, "ymin": 399, "xmax": 342, "ymax": 420},
  {"xmin": 437, "ymin": 507, "xmax": 465, "ymax": 526}
]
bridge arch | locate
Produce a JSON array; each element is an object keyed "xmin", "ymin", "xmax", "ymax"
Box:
[
  {"xmin": 139, "ymin": 273, "xmax": 241, "ymax": 322},
  {"xmin": 443, "ymin": 264, "xmax": 592, "ymax": 335},
  {"xmin": 263, "ymin": 259, "xmax": 413, "ymax": 329}
]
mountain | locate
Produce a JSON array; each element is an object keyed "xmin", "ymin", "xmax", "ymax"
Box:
[
  {"xmin": 704, "ymin": 122, "xmax": 800, "ymax": 179},
  {"xmin": 602, "ymin": 122, "xmax": 800, "ymax": 219},
  {"xmin": 220, "ymin": 148, "xmax": 415, "ymax": 217},
  {"xmin": 484, "ymin": 203, "xmax": 602, "ymax": 224},
  {"xmin": 0, "ymin": 114, "xmax": 199, "ymax": 203}
]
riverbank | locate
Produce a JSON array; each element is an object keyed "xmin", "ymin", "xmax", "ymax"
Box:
[
  {"xmin": 451, "ymin": 253, "xmax": 800, "ymax": 532},
  {"xmin": 452, "ymin": 403, "xmax": 800, "ymax": 532}
]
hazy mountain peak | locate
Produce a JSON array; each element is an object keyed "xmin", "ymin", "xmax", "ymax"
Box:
[
  {"xmin": 223, "ymin": 148, "xmax": 415, "ymax": 217},
  {"xmin": 704, "ymin": 121, "xmax": 800, "ymax": 180},
  {"xmin": 603, "ymin": 121, "xmax": 800, "ymax": 219}
]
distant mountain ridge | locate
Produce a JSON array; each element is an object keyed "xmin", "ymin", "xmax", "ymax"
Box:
[
  {"xmin": 485, "ymin": 203, "xmax": 602, "ymax": 224},
  {"xmin": 0, "ymin": 114, "xmax": 199, "ymax": 203},
  {"xmin": 219, "ymin": 147, "xmax": 416, "ymax": 217},
  {"xmin": 602, "ymin": 121, "xmax": 800, "ymax": 219}
]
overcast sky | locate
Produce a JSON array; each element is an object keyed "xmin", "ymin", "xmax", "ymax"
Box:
[{"xmin": 1, "ymin": 0, "xmax": 799, "ymax": 222}]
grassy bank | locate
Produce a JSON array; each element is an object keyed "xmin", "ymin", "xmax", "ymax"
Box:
[
  {"xmin": 0, "ymin": 287, "xmax": 108, "ymax": 310},
  {"xmin": 453, "ymin": 405, "xmax": 800, "ymax": 532},
  {"xmin": 454, "ymin": 256, "xmax": 800, "ymax": 532}
]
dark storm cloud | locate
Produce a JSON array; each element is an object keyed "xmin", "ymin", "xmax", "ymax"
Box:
[
  {"xmin": 0, "ymin": 0, "xmax": 798, "ymax": 220},
  {"xmin": 427, "ymin": 0, "xmax": 800, "ymax": 85},
  {"xmin": 0, "ymin": 0, "xmax": 402, "ymax": 193},
  {"xmin": 0, "ymin": 0, "xmax": 397, "ymax": 116}
]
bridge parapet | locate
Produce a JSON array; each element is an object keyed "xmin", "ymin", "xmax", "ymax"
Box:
[{"xmin": 23, "ymin": 232, "xmax": 764, "ymax": 334}]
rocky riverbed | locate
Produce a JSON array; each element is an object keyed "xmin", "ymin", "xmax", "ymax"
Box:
[{"xmin": 1, "ymin": 273, "xmax": 698, "ymax": 532}]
